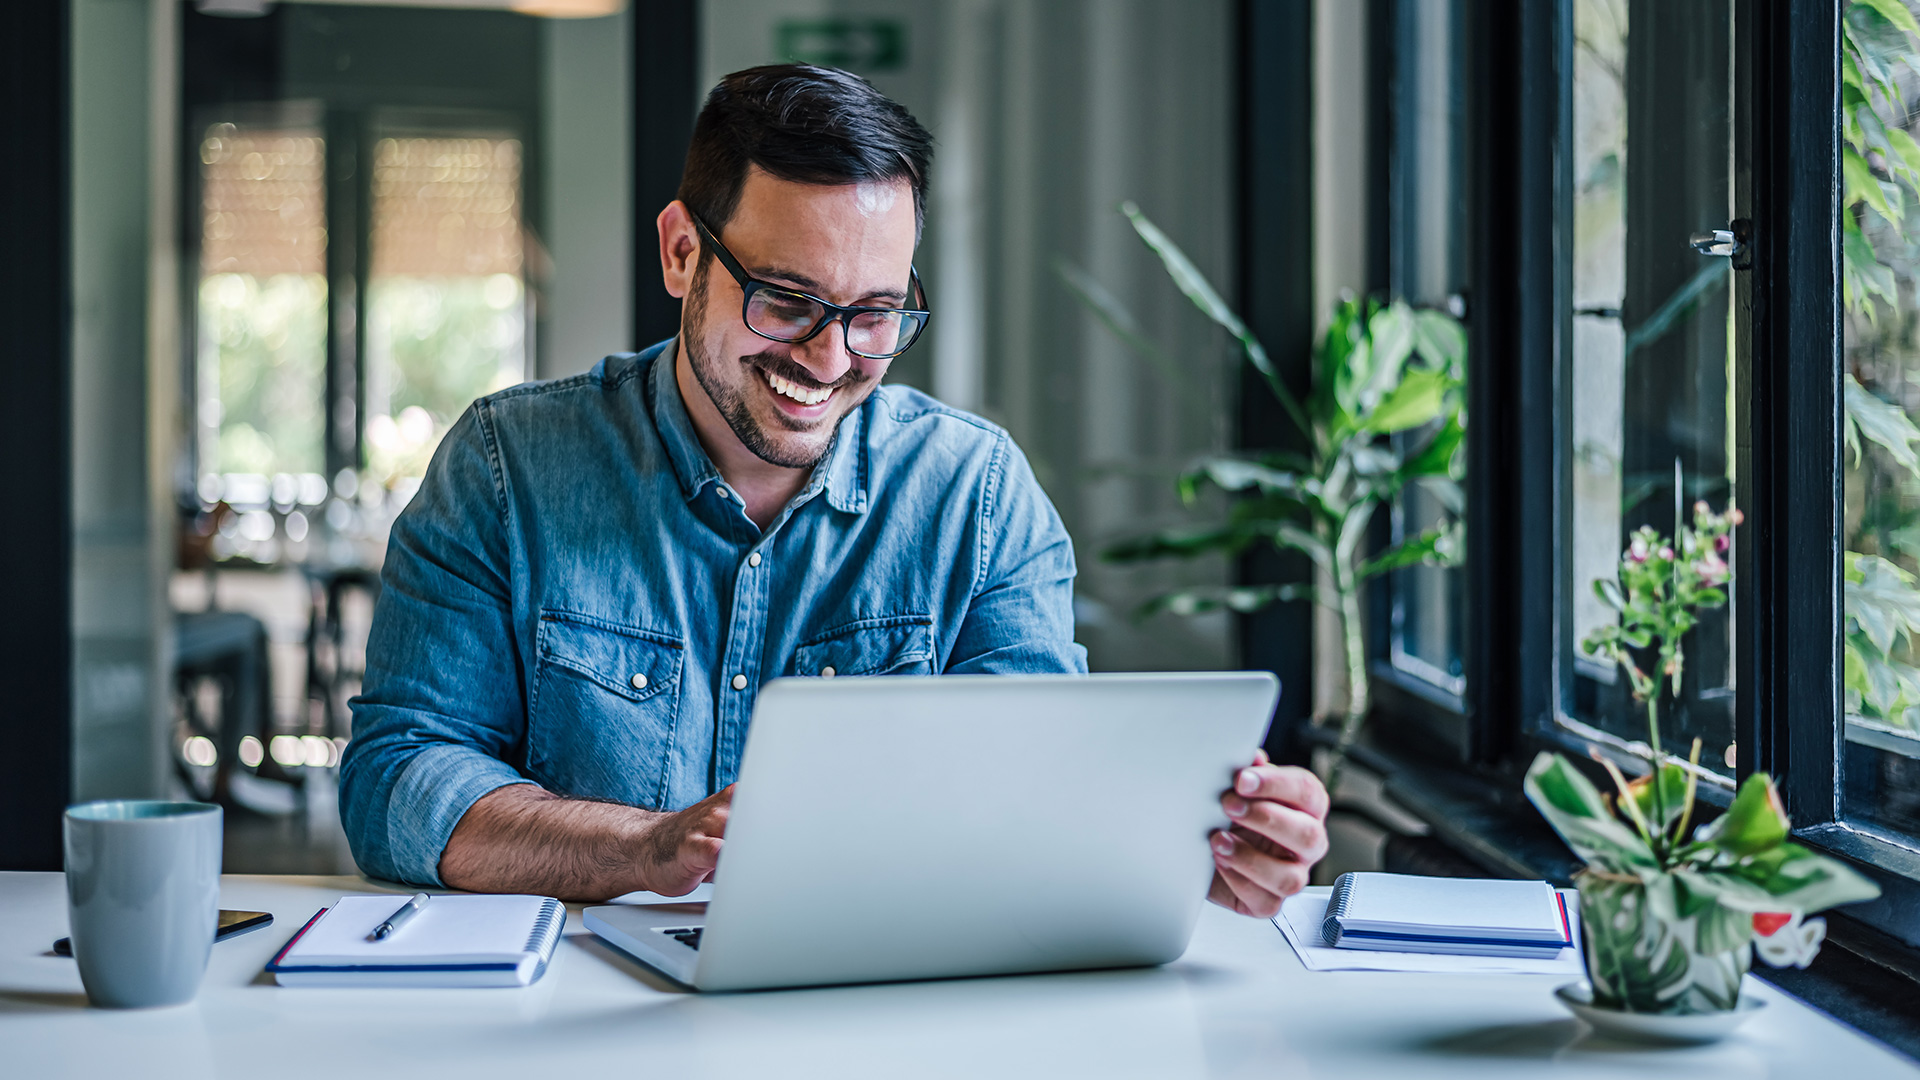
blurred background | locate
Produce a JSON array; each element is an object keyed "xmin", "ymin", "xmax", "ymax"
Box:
[{"xmin": 27, "ymin": 0, "xmax": 1424, "ymax": 875}]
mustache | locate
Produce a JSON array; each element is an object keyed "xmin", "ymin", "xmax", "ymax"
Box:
[{"xmin": 743, "ymin": 351, "xmax": 871, "ymax": 392}]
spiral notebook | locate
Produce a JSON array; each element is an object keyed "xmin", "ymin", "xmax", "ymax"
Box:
[
  {"xmin": 267, "ymin": 894, "xmax": 566, "ymax": 987},
  {"xmin": 1321, "ymin": 873, "xmax": 1571, "ymax": 958}
]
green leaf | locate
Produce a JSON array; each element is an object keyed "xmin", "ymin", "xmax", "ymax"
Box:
[
  {"xmin": 1138, "ymin": 582, "xmax": 1320, "ymax": 618},
  {"xmin": 1627, "ymin": 763, "xmax": 1692, "ymax": 832},
  {"xmin": 1102, "ymin": 523, "xmax": 1247, "ymax": 563},
  {"xmin": 1411, "ymin": 308, "xmax": 1468, "ymax": 379},
  {"xmin": 1845, "ymin": 552, "xmax": 1920, "ymax": 655},
  {"xmin": 1399, "ymin": 412, "xmax": 1466, "ymax": 479},
  {"xmin": 1361, "ymin": 367, "xmax": 1455, "ymax": 434},
  {"xmin": 1729, "ymin": 841, "xmax": 1883, "ymax": 914},
  {"xmin": 1119, "ymin": 202, "xmax": 1313, "ymax": 439},
  {"xmin": 1856, "ymin": 0, "xmax": 1920, "ymax": 39},
  {"xmin": 1273, "ymin": 522, "xmax": 1332, "ymax": 570},
  {"xmin": 1594, "ymin": 578, "xmax": 1626, "ymax": 611},
  {"xmin": 1180, "ymin": 457, "xmax": 1312, "ymax": 503},
  {"xmin": 1843, "ymin": 374, "xmax": 1920, "ymax": 480},
  {"xmin": 1847, "ymin": 147, "xmax": 1899, "ymax": 221},
  {"xmin": 1699, "ymin": 773, "xmax": 1790, "ymax": 857},
  {"xmin": 1356, "ymin": 302, "xmax": 1415, "ymax": 412},
  {"xmin": 1888, "ymin": 126, "xmax": 1920, "ymax": 190},
  {"xmin": 1356, "ymin": 522, "xmax": 1463, "ymax": 580},
  {"xmin": 1523, "ymin": 753, "xmax": 1661, "ymax": 874}
]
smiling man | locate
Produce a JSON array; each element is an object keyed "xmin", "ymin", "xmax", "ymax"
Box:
[{"xmin": 339, "ymin": 65, "xmax": 1328, "ymax": 917}]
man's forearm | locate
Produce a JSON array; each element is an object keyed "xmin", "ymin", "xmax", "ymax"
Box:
[{"xmin": 438, "ymin": 784, "xmax": 661, "ymax": 901}]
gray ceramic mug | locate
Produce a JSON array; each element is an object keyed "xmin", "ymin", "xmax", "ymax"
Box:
[{"xmin": 64, "ymin": 800, "xmax": 223, "ymax": 1008}]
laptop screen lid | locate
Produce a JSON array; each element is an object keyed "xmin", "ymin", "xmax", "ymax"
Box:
[{"xmin": 691, "ymin": 671, "xmax": 1278, "ymax": 991}]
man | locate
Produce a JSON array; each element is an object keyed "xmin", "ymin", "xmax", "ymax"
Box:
[{"xmin": 340, "ymin": 64, "xmax": 1327, "ymax": 919}]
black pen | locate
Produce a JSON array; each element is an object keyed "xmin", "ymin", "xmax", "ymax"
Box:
[{"xmin": 368, "ymin": 893, "xmax": 430, "ymax": 942}]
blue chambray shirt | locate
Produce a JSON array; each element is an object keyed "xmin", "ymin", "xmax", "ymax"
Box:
[{"xmin": 340, "ymin": 339, "xmax": 1087, "ymax": 886}]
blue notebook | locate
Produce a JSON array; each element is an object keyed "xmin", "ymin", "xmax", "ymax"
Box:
[
  {"xmin": 1321, "ymin": 873, "xmax": 1572, "ymax": 958},
  {"xmin": 268, "ymin": 894, "xmax": 566, "ymax": 987}
]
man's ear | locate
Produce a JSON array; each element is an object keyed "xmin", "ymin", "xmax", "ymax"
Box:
[{"xmin": 658, "ymin": 200, "xmax": 700, "ymax": 300}]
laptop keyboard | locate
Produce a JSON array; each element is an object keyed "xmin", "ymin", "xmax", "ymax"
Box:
[{"xmin": 657, "ymin": 927, "xmax": 703, "ymax": 950}]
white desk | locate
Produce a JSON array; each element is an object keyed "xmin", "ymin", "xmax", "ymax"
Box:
[{"xmin": 3, "ymin": 872, "xmax": 1912, "ymax": 1079}]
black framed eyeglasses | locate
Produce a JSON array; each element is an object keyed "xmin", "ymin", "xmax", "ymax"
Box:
[{"xmin": 689, "ymin": 211, "xmax": 931, "ymax": 361}]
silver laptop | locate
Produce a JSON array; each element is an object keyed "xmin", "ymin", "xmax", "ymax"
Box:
[{"xmin": 584, "ymin": 671, "xmax": 1278, "ymax": 992}]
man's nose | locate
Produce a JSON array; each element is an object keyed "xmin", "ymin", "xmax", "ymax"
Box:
[{"xmin": 792, "ymin": 318, "xmax": 854, "ymax": 385}]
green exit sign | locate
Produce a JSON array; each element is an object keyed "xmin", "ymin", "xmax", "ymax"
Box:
[{"xmin": 776, "ymin": 18, "xmax": 907, "ymax": 73}]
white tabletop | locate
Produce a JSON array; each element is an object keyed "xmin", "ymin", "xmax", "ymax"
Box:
[{"xmin": 3, "ymin": 872, "xmax": 1912, "ymax": 1079}]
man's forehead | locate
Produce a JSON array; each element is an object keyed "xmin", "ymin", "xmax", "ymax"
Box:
[{"xmin": 724, "ymin": 169, "xmax": 916, "ymax": 300}]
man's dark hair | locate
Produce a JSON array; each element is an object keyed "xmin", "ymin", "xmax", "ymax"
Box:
[{"xmin": 677, "ymin": 64, "xmax": 934, "ymax": 241}]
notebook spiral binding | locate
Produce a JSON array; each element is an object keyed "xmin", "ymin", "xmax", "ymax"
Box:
[
  {"xmin": 1321, "ymin": 872, "xmax": 1357, "ymax": 946},
  {"xmin": 524, "ymin": 898, "xmax": 566, "ymax": 974}
]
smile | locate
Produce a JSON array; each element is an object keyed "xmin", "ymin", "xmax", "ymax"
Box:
[{"xmin": 763, "ymin": 369, "xmax": 834, "ymax": 406}]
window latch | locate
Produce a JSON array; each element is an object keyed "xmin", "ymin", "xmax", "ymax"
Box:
[{"xmin": 1689, "ymin": 220, "xmax": 1751, "ymax": 268}]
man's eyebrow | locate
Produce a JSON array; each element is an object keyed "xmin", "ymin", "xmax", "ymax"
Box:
[{"xmin": 751, "ymin": 264, "xmax": 909, "ymax": 304}]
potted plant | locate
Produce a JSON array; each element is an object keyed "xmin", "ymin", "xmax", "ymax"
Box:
[
  {"xmin": 1525, "ymin": 501, "xmax": 1881, "ymax": 1016},
  {"xmin": 1059, "ymin": 204, "xmax": 1467, "ymax": 784}
]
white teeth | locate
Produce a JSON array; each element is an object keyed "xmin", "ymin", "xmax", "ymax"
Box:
[{"xmin": 764, "ymin": 369, "xmax": 833, "ymax": 406}]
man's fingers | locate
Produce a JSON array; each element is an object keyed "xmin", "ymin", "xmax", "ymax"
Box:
[
  {"xmin": 1211, "ymin": 862, "xmax": 1285, "ymax": 919},
  {"xmin": 1212, "ymin": 829, "xmax": 1311, "ymax": 903},
  {"xmin": 1222, "ymin": 797, "xmax": 1329, "ymax": 863},
  {"xmin": 1231, "ymin": 763, "xmax": 1330, "ymax": 817}
]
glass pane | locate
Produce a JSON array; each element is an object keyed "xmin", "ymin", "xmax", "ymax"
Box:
[
  {"xmin": 365, "ymin": 133, "xmax": 528, "ymax": 502},
  {"xmin": 1841, "ymin": 4, "xmax": 1920, "ymax": 835},
  {"xmin": 1388, "ymin": 0, "xmax": 1468, "ymax": 695},
  {"xmin": 196, "ymin": 122, "xmax": 330, "ymax": 559},
  {"xmin": 1565, "ymin": 0, "xmax": 1738, "ymax": 773}
]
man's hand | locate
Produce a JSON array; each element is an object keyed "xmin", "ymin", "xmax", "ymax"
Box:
[
  {"xmin": 634, "ymin": 785, "xmax": 734, "ymax": 897},
  {"xmin": 1207, "ymin": 750, "xmax": 1330, "ymax": 918}
]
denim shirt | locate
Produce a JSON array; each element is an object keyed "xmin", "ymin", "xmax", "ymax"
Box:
[{"xmin": 339, "ymin": 339, "xmax": 1087, "ymax": 886}]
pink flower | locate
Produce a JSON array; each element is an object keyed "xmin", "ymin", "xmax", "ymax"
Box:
[
  {"xmin": 1659, "ymin": 546, "xmax": 1675, "ymax": 561},
  {"xmin": 1696, "ymin": 553, "xmax": 1729, "ymax": 585},
  {"xmin": 1716, "ymin": 534, "xmax": 1731, "ymax": 553},
  {"xmin": 1628, "ymin": 536, "xmax": 1649, "ymax": 563}
]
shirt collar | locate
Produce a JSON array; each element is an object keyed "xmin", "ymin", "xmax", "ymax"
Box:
[{"xmin": 647, "ymin": 338, "xmax": 869, "ymax": 514}]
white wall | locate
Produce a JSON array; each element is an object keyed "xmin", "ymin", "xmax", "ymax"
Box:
[
  {"xmin": 70, "ymin": 0, "xmax": 178, "ymax": 800},
  {"xmin": 539, "ymin": 6, "xmax": 635, "ymax": 378}
]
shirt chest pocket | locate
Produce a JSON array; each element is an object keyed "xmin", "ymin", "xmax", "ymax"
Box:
[
  {"xmin": 792, "ymin": 615, "xmax": 936, "ymax": 677},
  {"xmin": 528, "ymin": 612, "xmax": 685, "ymax": 809}
]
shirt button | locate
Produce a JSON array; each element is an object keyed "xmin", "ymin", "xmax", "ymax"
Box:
[
  {"xmin": 731, "ymin": 674, "xmax": 748, "ymax": 690},
  {"xmin": 715, "ymin": 486, "xmax": 732, "ymax": 501},
  {"xmin": 820, "ymin": 666, "xmax": 836, "ymax": 678},
  {"xmin": 629, "ymin": 672, "xmax": 648, "ymax": 691},
  {"xmin": 747, "ymin": 552, "xmax": 762, "ymax": 567}
]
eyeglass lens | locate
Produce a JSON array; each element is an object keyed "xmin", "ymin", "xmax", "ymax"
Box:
[{"xmin": 744, "ymin": 287, "xmax": 923, "ymax": 358}]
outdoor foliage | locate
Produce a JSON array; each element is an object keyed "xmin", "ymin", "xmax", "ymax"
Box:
[
  {"xmin": 1528, "ymin": 505, "xmax": 1879, "ymax": 1013},
  {"xmin": 1059, "ymin": 202, "xmax": 1466, "ymax": 779},
  {"xmin": 1841, "ymin": 0, "xmax": 1920, "ymax": 731}
]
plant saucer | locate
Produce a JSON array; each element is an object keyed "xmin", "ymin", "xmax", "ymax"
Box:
[{"xmin": 1554, "ymin": 982, "xmax": 1767, "ymax": 1045}]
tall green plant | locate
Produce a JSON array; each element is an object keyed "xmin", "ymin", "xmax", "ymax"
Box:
[{"xmin": 1060, "ymin": 203, "xmax": 1466, "ymax": 780}]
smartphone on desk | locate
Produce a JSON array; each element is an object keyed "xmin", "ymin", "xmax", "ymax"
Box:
[{"xmin": 53, "ymin": 909, "xmax": 273, "ymax": 956}]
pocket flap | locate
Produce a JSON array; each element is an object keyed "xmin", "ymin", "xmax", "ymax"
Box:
[
  {"xmin": 537, "ymin": 613, "xmax": 682, "ymax": 701},
  {"xmin": 794, "ymin": 616, "xmax": 934, "ymax": 677}
]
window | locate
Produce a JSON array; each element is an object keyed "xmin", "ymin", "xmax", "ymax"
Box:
[
  {"xmin": 1838, "ymin": 1, "xmax": 1920, "ymax": 844},
  {"xmin": 1383, "ymin": 0, "xmax": 1470, "ymax": 700},
  {"xmin": 194, "ymin": 117, "xmax": 332, "ymax": 557},
  {"xmin": 1561, "ymin": 0, "xmax": 1738, "ymax": 781},
  {"xmin": 364, "ymin": 129, "xmax": 529, "ymax": 498}
]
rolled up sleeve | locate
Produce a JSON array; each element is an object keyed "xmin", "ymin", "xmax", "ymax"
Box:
[
  {"xmin": 339, "ymin": 405, "xmax": 533, "ymax": 886},
  {"xmin": 946, "ymin": 435, "xmax": 1089, "ymax": 675}
]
